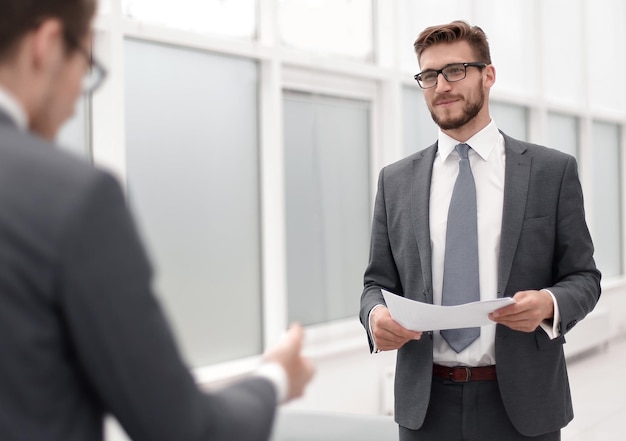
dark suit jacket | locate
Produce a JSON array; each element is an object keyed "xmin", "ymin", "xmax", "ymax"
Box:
[
  {"xmin": 0, "ymin": 110, "xmax": 276, "ymax": 441},
  {"xmin": 360, "ymin": 133, "xmax": 601, "ymax": 436}
]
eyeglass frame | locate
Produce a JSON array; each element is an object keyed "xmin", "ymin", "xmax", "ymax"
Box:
[
  {"xmin": 62, "ymin": 31, "xmax": 108, "ymax": 94},
  {"xmin": 414, "ymin": 62, "xmax": 488, "ymax": 89}
]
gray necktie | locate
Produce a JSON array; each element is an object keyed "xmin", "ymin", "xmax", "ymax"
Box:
[{"xmin": 440, "ymin": 143, "xmax": 480, "ymax": 353}]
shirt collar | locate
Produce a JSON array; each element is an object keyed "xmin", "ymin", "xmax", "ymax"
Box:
[
  {"xmin": 0, "ymin": 85, "xmax": 28, "ymax": 130},
  {"xmin": 437, "ymin": 120, "xmax": 500, "ymax": 162}
]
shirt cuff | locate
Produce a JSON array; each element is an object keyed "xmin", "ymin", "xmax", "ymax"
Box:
[
  {"xmin": 368, "ymin": 304, "xmax": 386, "ymax": 353},
  {"xmin": 255, "ymin": 362, "xmax": 288, "ymax": 404},
  {"xmin": 539, "ymin": 289, "xmax": 561, "ymax": 339}
]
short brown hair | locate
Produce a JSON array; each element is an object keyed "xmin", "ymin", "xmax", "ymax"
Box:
[
  {"xmin": 0, "ymin": 0, "xmax": 96, "ymax": 61},
  {"xmin": 414, "ymin": 20, "xmax": 491, "ymax": 65}
]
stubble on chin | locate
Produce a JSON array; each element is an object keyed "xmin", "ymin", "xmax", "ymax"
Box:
[
  {"xmin": 429, "ymin": 87, "xmax": 485, "ymax": 131},
  {"xmin": 430, "ymin": 98, "xmax": 483, "ymax": 131}
]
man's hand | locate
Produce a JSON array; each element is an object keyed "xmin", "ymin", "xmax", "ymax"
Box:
[
  {"xmin": 371, "ymin": 306, "xmax": 423, "ymax": 351},
  {"xmin": 489, "ymin": 290, "xmax": 555, "ymax": 332},
  {"xmin": 262, "ymin": 323, "xmax": 315, "ymax": 402}
]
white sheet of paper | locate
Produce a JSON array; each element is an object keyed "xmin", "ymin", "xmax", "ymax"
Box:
[{"xmin": 382, "ymin": 290, "xmax": 515, "ymax": 331}]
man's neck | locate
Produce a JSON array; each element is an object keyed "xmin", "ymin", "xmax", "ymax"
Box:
[
  {"xmin": 0, "ymin": 83, "xmax": 28, "ymax": 130},
  {"xmin": 440, "ymin": 105, "xmax": 492, "ymax": 143},
  {"xmin": 442, "ymin": 120, "xmax": 491, "ymax": 144}
]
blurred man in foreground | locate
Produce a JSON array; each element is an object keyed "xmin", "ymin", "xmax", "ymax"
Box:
[{"xmin": 0, "ymin": 1, "xmax": 314, "ymax": 440}]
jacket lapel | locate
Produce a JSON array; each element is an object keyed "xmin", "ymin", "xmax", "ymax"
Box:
[
  {"xmin": 411, "ymin": 143, "xmax": 437, "ymax": 303},
  {"xmin": 498, "ymin": 133, "xmax": 531, "ymax": 297}
]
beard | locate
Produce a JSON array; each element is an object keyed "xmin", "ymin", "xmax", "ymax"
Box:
[{"xmin": 429, "ymin": 87, "xmax": 485, "ymax": 131}]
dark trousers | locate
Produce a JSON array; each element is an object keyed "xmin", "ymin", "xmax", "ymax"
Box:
[{"xmin": 399, "ymin": 376, "xmax": 560, "ymax": 441}]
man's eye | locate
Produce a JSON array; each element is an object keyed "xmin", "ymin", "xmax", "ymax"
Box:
[{"xmin": 446, "ymin": 67, "xmax": 464, "ymax": 75}]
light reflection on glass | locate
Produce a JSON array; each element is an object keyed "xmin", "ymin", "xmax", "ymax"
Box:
[
  {"xmin": 278, "ymin": 0, "xmax": 373, "ymax": 60},
  {"xmin": 123, "ymin": 0, "xmax": 256, "ymax": 39}
]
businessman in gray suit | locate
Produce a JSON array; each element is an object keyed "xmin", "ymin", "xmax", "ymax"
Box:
[
  {"xmin": 360, "ymin": 20, "xmax": 600, "ymax": 441},
  {"xmin": 0, "ymin": 1, "xmax": 313, "ymax": 440}
]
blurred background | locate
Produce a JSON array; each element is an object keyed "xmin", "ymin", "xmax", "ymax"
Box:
[{"xmin": 57, "ymin": 1, "xmax": 626, "ymax": 439}]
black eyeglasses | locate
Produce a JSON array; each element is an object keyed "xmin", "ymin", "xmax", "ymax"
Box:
[
  {"xmin": 63, "ymin": 33, "xmax": 108, "ymax": 94},
  {"xmin": 414, "ymin": 62, "xmax": 487, "ymax": 89}
]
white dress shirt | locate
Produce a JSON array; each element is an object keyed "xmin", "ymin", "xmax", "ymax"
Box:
[{"xmin": 432, "ymin": 120, "xmax": 559, "ymax": 366}]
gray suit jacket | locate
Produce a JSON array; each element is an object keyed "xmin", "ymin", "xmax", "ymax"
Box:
[
  {"xmin": 360, "ymin": 133, "xmax": 601, "ymax": 436},
  {"xmin": 0, "ymin": 110, "xmax": 276, "ymax": 441}
]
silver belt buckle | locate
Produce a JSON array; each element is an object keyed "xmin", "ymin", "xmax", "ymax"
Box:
[{"xmin": 450, "ymin": 366, "xmax": 471, "ymax": 382}]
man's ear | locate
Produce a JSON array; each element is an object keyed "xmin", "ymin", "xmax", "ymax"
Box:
[
  {"xmin": 30, "ymin": 18, "xmax": 65, "ymax": 72},
  {"xmin": 483, "ymin": 64, "xmax": 496, "ymax": 89}
]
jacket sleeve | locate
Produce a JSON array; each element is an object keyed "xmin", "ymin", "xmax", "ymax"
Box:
[
  {"xmin": 57, "ymin": 170, "xmax": 276, "ymax": 441},
  {"xmin": 359, "ymin": 167, "xmax": 402, "ymax": 352},
  {"xmin": 549, "ymin": 156, "xmax": 601, "ymax": 335}
]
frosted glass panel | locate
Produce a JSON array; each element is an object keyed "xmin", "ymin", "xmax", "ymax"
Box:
[
  {"xmin": 402, "ymin": 86, "xmax": 437, "ymax": 156},
  {"xmin": 283, "ymin": 92, "xmax": 371, "ymax": 325},
  {"xmin": 587, "ymin": 1, "xmax": 626, "ymax": 112},
  {"xmin": 540, "ymin": 0, "xmax": 584, "ymax": 107},
  {"xmin": 278, "ymin": 0, "xmax": 373, "ymax": 60},
  {"xmin": 56, "ymin": 95, "xmax": 90, "ymax": 159},
  {"xmin": 591, "ymin": 122, "xmax": 622, "ymax": 278},
  {"xmin": 125, "ymin": 39, "xmax": 262, "ymax": 366},
  {"xmin": 547, "ymin": 113, "xmax": 578, "ymax": 159},
  {"xmin": 490, "ymin": 102, "xmax": 528, "ymax": 141},
  {"xmin": 123, "ymin": 0, "xmax": 256, "ymax": 39}
]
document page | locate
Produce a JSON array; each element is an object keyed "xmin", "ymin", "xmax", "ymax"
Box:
[{"xmin": 382, "ymin": 290, "xmax": 515, "ymax": 332}]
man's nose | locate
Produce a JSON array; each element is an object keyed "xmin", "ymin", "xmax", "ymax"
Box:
[{"xmin": 435, "ymin": 72, "xmax": 452, "ymax": 91}]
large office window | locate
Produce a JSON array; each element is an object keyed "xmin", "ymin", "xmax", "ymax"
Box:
[
  {"xmin": 278, "ymin": 0, "xmax": 373, "ymax": 60},
  {"xmin": 124, "ymin": 39, "xmax": 262, "ymax": 366},
  {"xmin": 89, "ymin": 0, "xmax": 626, "ymax": 374},
  {"xmin": 591, "ymin": 121, "xmax": 622, "ymax": 278},
  {"xmin": 283, "ymin": 91, "xmax": 371, "ymax": 325},
  {"xmin": 547, "ymin": 112, "xmax": 578, "ymax": 158}
]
